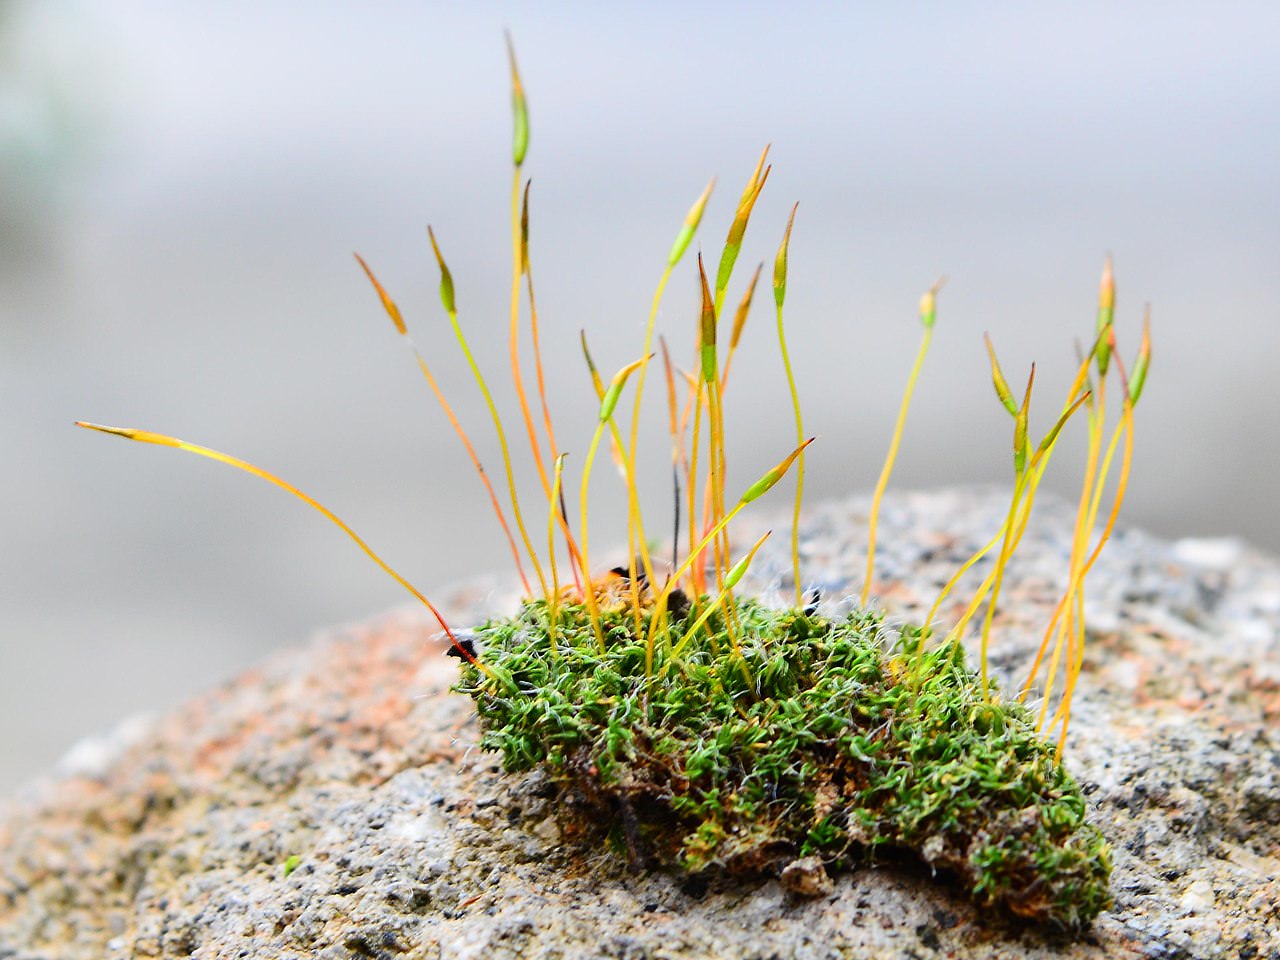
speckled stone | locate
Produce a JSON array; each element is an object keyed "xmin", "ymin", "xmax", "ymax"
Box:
[{"xmin": 1, "ymin": 489, "xmax": 1277, "ymax": 959}]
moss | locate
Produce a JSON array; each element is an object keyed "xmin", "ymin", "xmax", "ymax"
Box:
[{"xmin": 456, "ymin": 597, "xmax": 1112, "ymax": 928}]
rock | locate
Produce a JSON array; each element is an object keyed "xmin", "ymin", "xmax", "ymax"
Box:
[{"xmin": 1, "ymin": 488, "xmax": 1278, "ymax": 959}]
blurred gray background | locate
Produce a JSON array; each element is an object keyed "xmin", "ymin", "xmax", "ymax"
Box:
[{"xmin": 2, "ymin": 1, "xmax": 1278, "ymax": 795}]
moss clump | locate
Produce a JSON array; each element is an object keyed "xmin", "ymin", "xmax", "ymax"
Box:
[{"xmin": 456, "ymin": 597, "xmax": 1112, "ymax": 928}]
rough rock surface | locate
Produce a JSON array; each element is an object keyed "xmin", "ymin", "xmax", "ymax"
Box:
[{"xmin": 2, "ymin": 488, "xmax": 1278, "ymax": 959}]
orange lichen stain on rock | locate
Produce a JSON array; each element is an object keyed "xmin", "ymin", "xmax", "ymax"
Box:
[{"xmin": 190, "ymin": 709, "xmax": 273, "ymax": 782}]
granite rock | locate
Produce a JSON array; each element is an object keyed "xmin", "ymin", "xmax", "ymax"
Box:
[{"xmin": 1, "ymin": 489, "xmax": 1277, "ymax": 959}]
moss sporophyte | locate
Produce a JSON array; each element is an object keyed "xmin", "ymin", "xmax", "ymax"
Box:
[{"xmin": 79, "ymin": 37, "xmax": 1150, "ymax": 930}]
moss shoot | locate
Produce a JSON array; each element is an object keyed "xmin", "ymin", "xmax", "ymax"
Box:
[{"xmin": 457, "ymin": 597, "xmax": 1112, "ymax": 929}]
